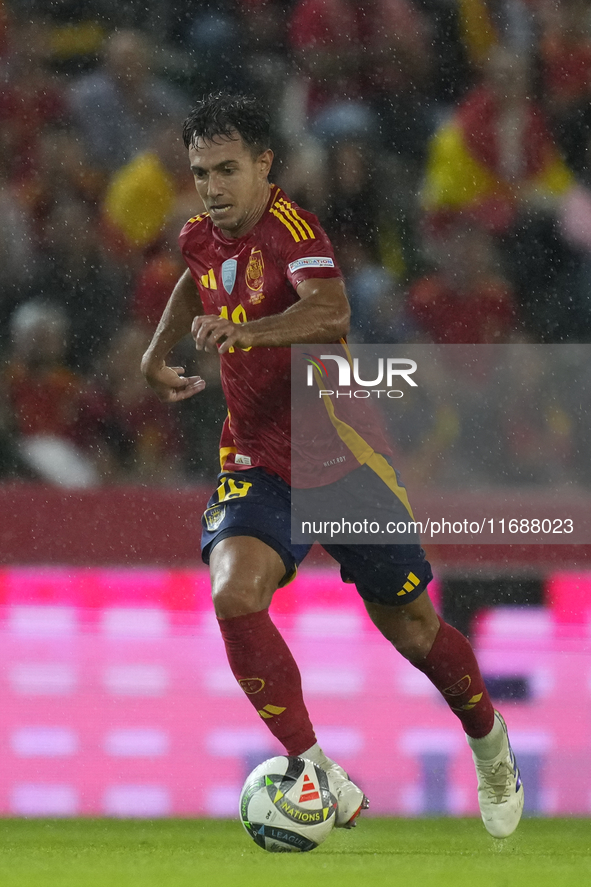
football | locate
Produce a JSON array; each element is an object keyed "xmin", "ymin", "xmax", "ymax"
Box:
[{"xmin": 239, "ymin": 755, "xmax": 338, "ymax": 852}]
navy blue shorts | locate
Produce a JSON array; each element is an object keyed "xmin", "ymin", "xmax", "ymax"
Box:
[{"xmin": 201, "ymin": 467, "xmax": 432, "ymax": 606}]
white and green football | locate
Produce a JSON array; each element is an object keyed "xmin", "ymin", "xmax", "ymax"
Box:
[{"xmin": 239, "ymin": 755, "xmax": 338, "ymax": 852}]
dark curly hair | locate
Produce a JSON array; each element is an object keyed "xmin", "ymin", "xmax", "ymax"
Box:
[{"xmin": 182, "ymin": 93, "xmax": 271, "ymax": 157}]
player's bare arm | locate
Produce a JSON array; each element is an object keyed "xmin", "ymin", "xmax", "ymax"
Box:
[
  {"xmin": 191, "ymin": 277, "xmax": 350, "ymax": 354},
  {"xmin": 141, "ymin": 268, "xmax": 207, "ymax": 403}
]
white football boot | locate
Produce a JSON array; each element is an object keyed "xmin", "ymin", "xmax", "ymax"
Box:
[
  {"xmin": 318, "ymin": 759, "xmax": 369, "ymax": 828},
  {"xmin": 301, "ymin": 744, "xmax": 369, "ymax": 828},
  {"xmin": 469, "ymin": 711, "xmax": 524, "ymax": 838}
]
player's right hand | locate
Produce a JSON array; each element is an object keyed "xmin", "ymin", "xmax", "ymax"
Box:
[{"xmin": 142, "ymin": 361, "xmax": 206, "ymax": 403}]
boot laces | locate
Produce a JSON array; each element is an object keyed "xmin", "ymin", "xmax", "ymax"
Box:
[{"xmin": 478, "ymin": 756, "xmax": 515, "ymax": 803}]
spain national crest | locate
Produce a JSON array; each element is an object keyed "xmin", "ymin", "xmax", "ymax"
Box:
[{"xmin": 246, "ymin": 248, "xmax": 264, "ymax": 291}]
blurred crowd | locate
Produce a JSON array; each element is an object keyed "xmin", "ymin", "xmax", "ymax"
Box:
[{"xmin": 1, "ymin": 0, "xmax": 591, "ymax": 489}]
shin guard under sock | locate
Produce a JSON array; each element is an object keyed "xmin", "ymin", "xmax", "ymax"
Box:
[
  {"xmin": 414, "ymin": 616, "xmax": 495, "ymax": 738},
  {"xmin": 217, "ymin": 609, "xmax": 317, "ymax": 755}
]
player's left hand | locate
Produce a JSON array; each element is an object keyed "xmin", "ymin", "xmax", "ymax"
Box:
[{"xmin": 192, "ymin": 314, "xmax": 253, "ymax": 354}]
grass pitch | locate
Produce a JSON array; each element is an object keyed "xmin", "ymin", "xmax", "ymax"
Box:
[{"xmin": 0, "ymin": 818, "xmax": 589, "ymax": 887}]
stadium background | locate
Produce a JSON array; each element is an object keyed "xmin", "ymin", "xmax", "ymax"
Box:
[{"xmin": 1, "ymin": 0, "xmax": 591, "ymax": 820}]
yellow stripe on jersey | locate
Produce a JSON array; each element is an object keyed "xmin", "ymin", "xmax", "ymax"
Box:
[
  {"xmin": 341, "ymin": 341, "xmax": 354, "ymax": 370},
  {"xmin": 274, "ymin": 198, "xmax": 315, "ymax": 240},
  {"xmin": 219, "ymin": 446, "xmax": 237, "ymax": 470},
  {"xmin": 186, "ymin": 212, "xmax": 209, "ymax": 224},
  {"xmin": 278, "ymin": 205, "xmax": 308, "ymax": 240},
  {"xmin": 274, "ymin": 197, "xmax": 314, "ymax": 240},
  {"xmin": 270, "ymin": 206, "xmax": 301, "ymax": 242},
  {"xmin": 364, "ymin": 452, "xmax": 415, "ymax": 521},
  {"xmin": 315, "ymin": 369, "xmax": 415, "ymax": 519},
  {"xmin": 200, "ymin": 268, "xmax": 218, "ymax": 289}
]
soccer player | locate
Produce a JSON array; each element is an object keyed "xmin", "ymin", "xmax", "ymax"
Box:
[{"xmin": 141, "ymin": 94, "xmax": 524, "ymax": 837}]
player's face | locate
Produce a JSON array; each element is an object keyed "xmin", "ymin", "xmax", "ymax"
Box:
[{"xmin": 188, "ymin": 134, "xmax": 273, "ymax": 238}]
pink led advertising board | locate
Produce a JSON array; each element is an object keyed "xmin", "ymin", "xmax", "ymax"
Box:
[{"xmin": 0, "ymin": 567, "xmax": 589, "ymax": 817}]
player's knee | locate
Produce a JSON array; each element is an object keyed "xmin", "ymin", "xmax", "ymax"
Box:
[
  {"xmin": 208, "ymin": 536, "xmax": 285, "ymax": 619},
  {"xmin": 391, "ymin": 623, "xmax": 437, "ymax": 662},
  {"xmin": 211, "ymin": 573, "xmax": 275, "ymax": 619},
  {"xmin": 366, "ymin": 598, "xmax": 439, "ymax": 662}
]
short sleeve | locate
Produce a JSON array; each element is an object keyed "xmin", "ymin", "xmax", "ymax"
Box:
[{"xmin": 278, "ymin": 211, "xmax": 343, "ymax": 291}]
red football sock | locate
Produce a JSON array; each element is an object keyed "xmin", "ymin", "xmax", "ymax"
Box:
[
  {"xmin": 217, "ymin": 609, "xmax": 317, "ymax": 756},
  {"xmin": 414, "ymin": 616, "xmax": 495, "ymax": 738}
]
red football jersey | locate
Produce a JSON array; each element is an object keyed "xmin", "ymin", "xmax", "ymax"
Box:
[{"xmin": 179, "ymin": 185, "xmax": 391, "ymax": 485}]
